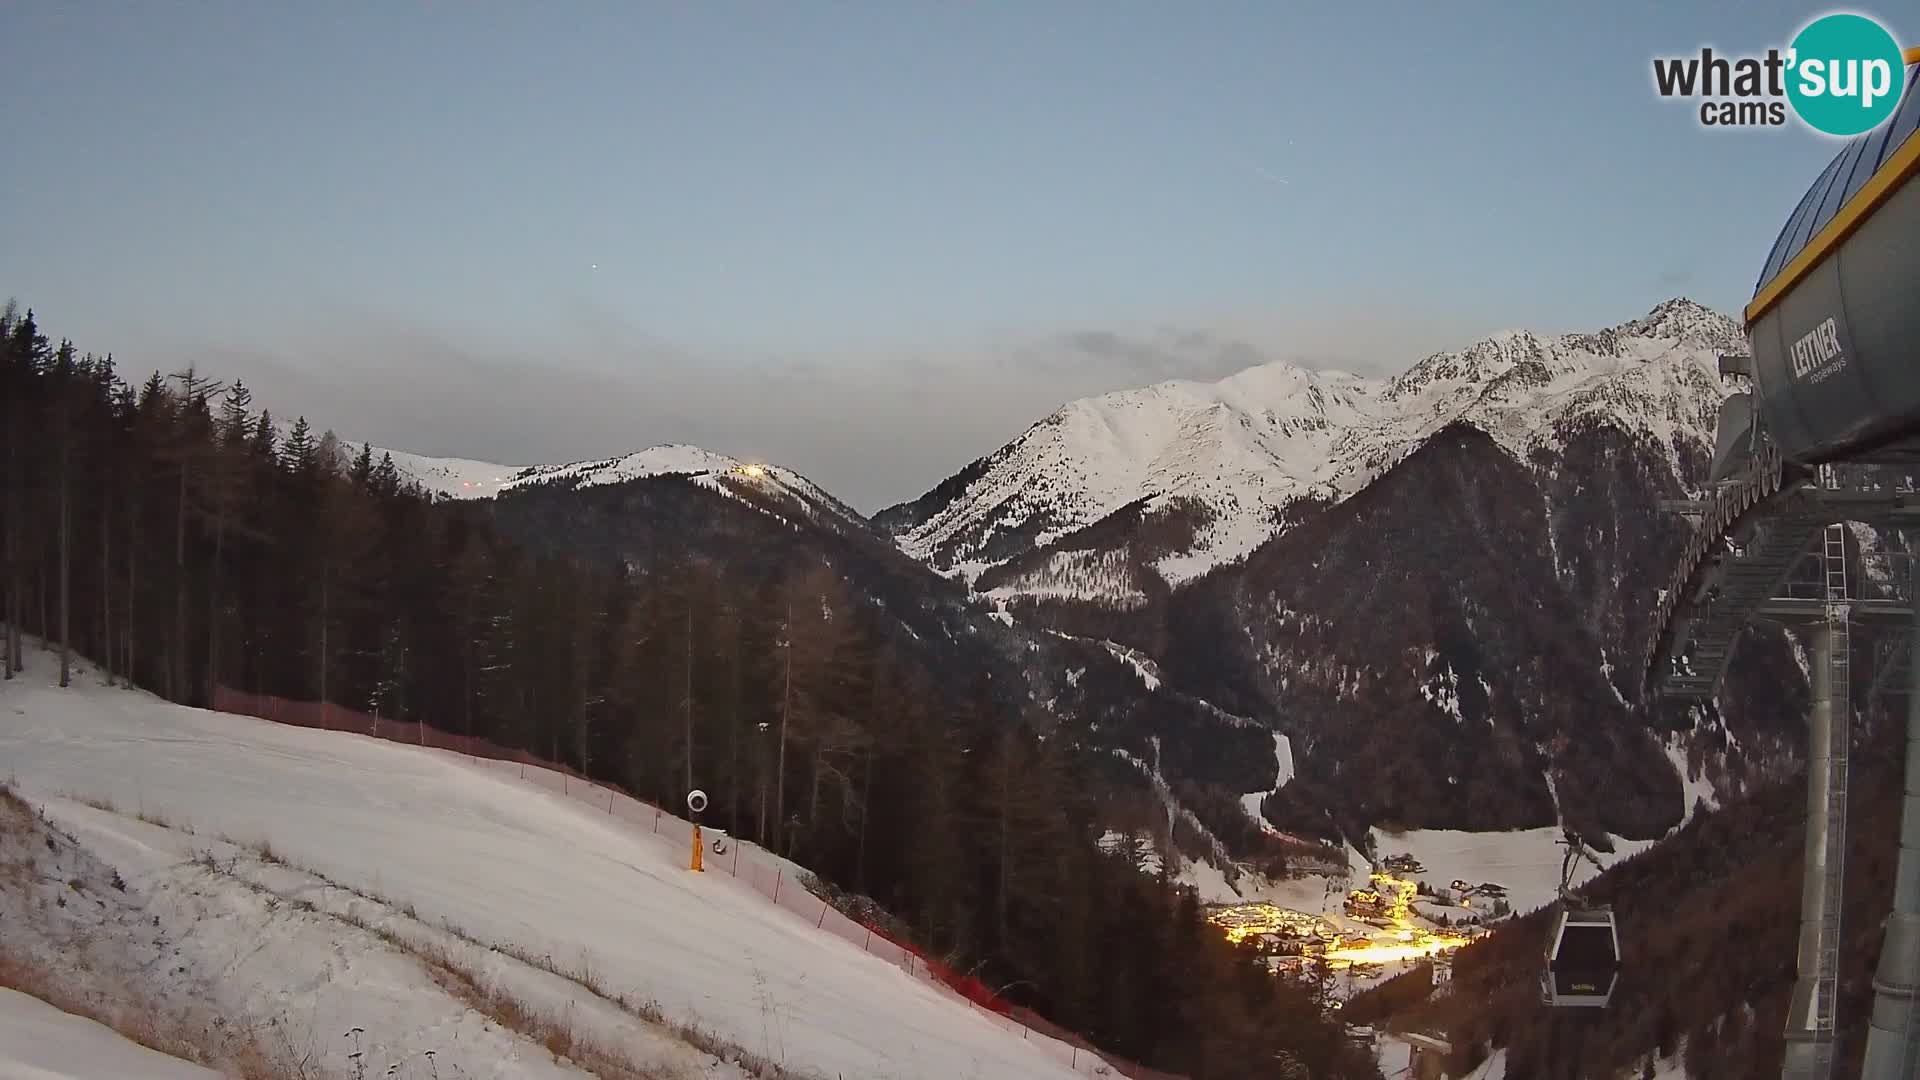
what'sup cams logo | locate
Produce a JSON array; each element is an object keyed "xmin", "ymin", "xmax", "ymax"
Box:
[{"xmin": 1653, "ymin": 11, "xmax": 1910, "ymax": 135}]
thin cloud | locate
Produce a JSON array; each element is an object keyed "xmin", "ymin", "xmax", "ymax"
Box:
[{"xmin": 1250, "ymin": 163, "xmax": 1291, "ymax": 186}]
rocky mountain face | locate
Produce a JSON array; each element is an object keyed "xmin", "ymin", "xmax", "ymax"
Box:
[
  {"xmin": 885, "ymin": 299, "xmax": 1818, "ymax": 846},
  {"xmin": 1156, "ymin": 420, "xmax": 1805, "ymax": 844}
]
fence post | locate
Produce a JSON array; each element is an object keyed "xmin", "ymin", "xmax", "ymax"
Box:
[
  {"xmin": 653, "ymin": 808, "xmax": 661, "ymax": 833},
  {"xmin": 773, "ymin": 869, "xmax": 782, "ymax": 903},
  {"xmin": 817, "ymin": 899, "xmax": 828, "ymax": 928},
  {"xmin": 520, "ymin": 762, "xmax": 526, "ymax": 780},
  {"xmin": 731, "ymin": 843, "xmax": 741, "ymax": 876},
  {"xmin": 608, "ymin": 791, "xmax": 614, "ymax": 814},
  {"xmin": 863, "ymin": 926, "xmax": 872, "ymax": 951}
]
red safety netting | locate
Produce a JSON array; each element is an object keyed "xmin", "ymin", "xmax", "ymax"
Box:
[{"xmin": 210, "ymin": 687, "xmax": 1186, "ymax": 1079}]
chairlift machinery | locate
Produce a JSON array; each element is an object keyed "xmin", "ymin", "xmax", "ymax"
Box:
[{"xmin": 1643, "ymin": 58, "xmax": 1920, "ymax": 1080}]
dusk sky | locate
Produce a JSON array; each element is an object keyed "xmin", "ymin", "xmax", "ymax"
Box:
[{"xmin": 1, "ymin": 2, "xmax": 1889, "ymax": 509}]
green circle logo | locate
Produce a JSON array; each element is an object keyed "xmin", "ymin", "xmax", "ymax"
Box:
[{"xmin": 1786, "ymin": 13, "xmax": 1907, "ymax": 136}]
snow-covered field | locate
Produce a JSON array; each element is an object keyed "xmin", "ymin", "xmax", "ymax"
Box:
[
  {"xmin": 0, "ymin": 652, "xmax": 1092, "ymax": 1080},
  {"xmin": 0, "ymin": 988, "xmax": 220, "ymax": 1079},
  {"xmin": 1364, "ymin": 826, "xmax": 1659, "ymax": 917}
]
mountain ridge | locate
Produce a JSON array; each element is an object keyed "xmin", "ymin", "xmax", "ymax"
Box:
[{"xmin": 879, "ymin": 297, "xmax": 1743, "ymax": 596}]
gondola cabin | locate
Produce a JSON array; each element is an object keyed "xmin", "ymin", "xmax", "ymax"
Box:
[{"xmin": 1543, "ymin": 908, "xmax": 1619, "ymax": 1008}]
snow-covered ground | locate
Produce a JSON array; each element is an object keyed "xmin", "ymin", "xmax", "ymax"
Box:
[
  {"xmin": 1664, "ymin": 735, "xmax": 1720, "ymax": 828},
  {"xmin": 1365, "ymin": 826, "xmax": 1659, "ymax": 917},
  {"xmin": 1238, "ymin": 733, "xmax": 1295, "ymax": 830},
  {"xmin": 1373, "ymin": 1033, "xmax": 1413, "ymax": 1079},
  {"xmin": 0, "ymin": 652, "xmax": 1093, "ymax": 1080},
  {"xmin": 0, "ymin": 988, "xmax": 221, "ymax": 1079},
  {"xmin": 1099, "ymin": 639, "xmax": 1163, "ymax": 691}
]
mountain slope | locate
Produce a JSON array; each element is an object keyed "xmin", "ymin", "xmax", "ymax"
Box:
[
  {"xmin": 293, "ymin": 428, "xmax": 1294, "ymax": 900},
  {"xmin": 1160, "ymin": 422, "xmax": 1694, "ymax": 840},
  {"xmin": 0, "ymin": 656, "xmax": 1095, "ymax": 1080},
  {"xmin": 1143, "ymin": 400, "xmax": 1812, "ymax": 843},
  {"xmin": 881, "ymin": 299, "xmax": 1742, "ymax": 595}
]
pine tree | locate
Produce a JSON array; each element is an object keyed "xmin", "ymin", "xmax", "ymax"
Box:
[
  {"xmin": 371, "ymin": 452, "xmax": 400, "ymax": 499},
  {"xmin": 250, "ymin": 410, "xmax": 277, "ymax": 462},
  {"xmin": 51, "ymin": 340, "xmax": 79, "ymax": 687},
  {"xmin": 280, "ymin": 417, "xmax": 316, "ymax": 480},
  {"xmin": 99, "ymin": 370, "xmax": 134, "ymax": 682},
  {"xmin": 163, "ymin": 367, "xmax": 219, "ymax": 702},
  {"xmin": 125, "ymin": 372, "xmax": 173, "ymax": 690},
  {"xmin": 205, "ymin": 380, "xmax": 254, "ymax": 698},
  {"xmin": 4, "ymin": 309, "xmax": 51, "ymax": 676}
]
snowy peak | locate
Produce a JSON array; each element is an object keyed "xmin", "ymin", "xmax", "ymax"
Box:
[
  {"xmin": 1383, "ymin": 328, "xmax": 1551, "ymax": 401},
  {"xmin": 502, "ymin": 443, "xmax": 849, "ymax": 514},
  {"xmin": 884, "ymin": 299, "xmax": 1740, "ymax": 596},
  {"xmin": 328, "ymin": 440, "xmax": 865, "ymax": 533},
  {"xmin": 1615, "ymin": 297, "xmax": 1744, "ymax": 352}
]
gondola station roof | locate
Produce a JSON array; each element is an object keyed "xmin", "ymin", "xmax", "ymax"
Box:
[{"xmin": 1746, "ymin": 53, "xmax": 1920, "ymax": 466}]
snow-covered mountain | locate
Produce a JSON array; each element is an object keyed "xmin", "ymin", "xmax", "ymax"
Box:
[
  {"xmin": 880, "ymin": 298, "xmax": 1744, "ymax": 595},
  {"xmin": 312, "ymin": 438, "xmax": 868, "ymax": 537}
]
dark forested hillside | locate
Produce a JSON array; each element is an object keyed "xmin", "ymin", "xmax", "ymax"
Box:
[
  {"xmin": 479, "ymin": 463, "xmax": 1303, "ymax": 874},
  {"xmin": 0, "ymin": 304, "xmax": 1377, "ymax": 1080}
]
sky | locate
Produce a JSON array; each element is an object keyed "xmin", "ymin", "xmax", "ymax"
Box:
[{"xmin": 0, "ymin": 2, "xmax": 1892, "ymax": 510}]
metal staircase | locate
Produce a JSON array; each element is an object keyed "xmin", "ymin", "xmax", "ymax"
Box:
[
  {"xmin": 1782, "ymin": 522, "xmax": 1855, "ymax": 1080},
  {"xmin": 1658, "ymin": 498, "xmax": 1826, "ymax": 697}
]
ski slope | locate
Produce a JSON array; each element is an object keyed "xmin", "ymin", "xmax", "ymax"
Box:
[
  {"xmin": 0, "ymin": 655, "xmax": 1090, "ymax": 1080},
  {"xmin": 0, "ymin": 988, "xmax": 220, "ymax": 1080}
]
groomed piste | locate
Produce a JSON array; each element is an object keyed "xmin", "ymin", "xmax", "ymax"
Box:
[{"xmin": 0, "ymin": 649, "xmax": 1094, "ymax": 1080}]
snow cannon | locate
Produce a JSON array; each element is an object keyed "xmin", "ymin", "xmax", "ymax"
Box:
[
  {"xmin": 1742, "ymin": 64, "xmax": 1920, "ymax": 467},
  {"xmin": 687, "ymin": 789, "xmax": 709, "ymax": 872}
]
